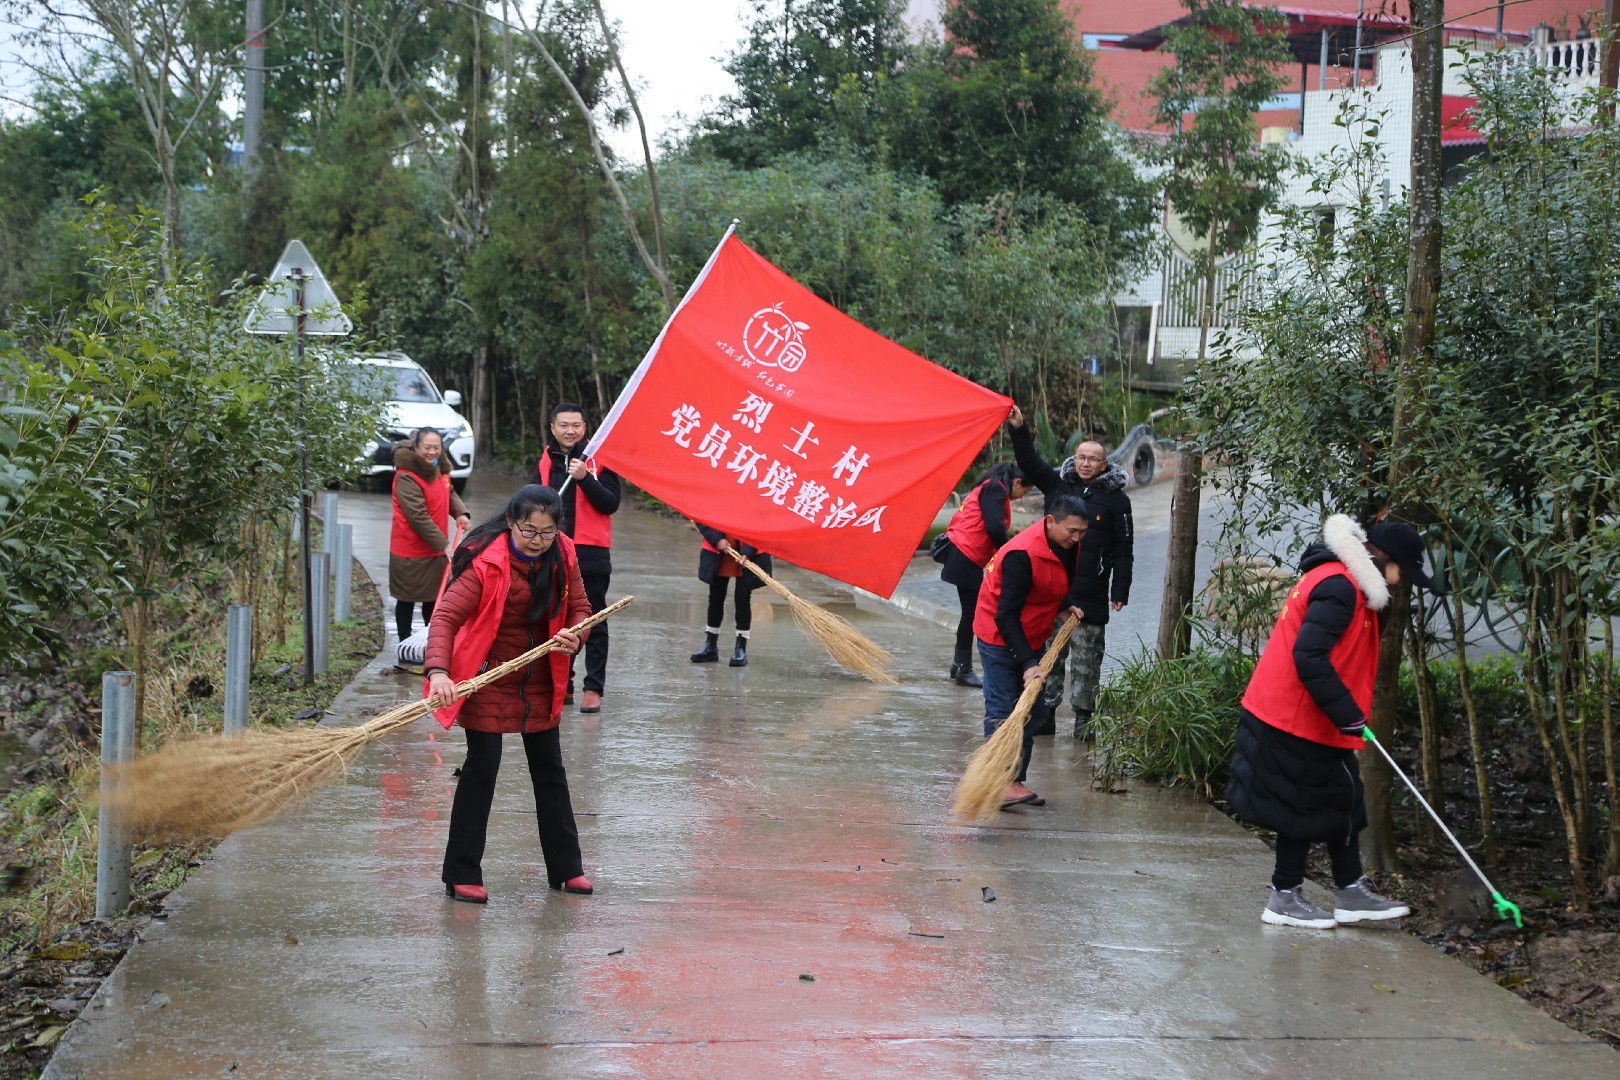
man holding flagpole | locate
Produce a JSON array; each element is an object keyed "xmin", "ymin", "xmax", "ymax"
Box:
[{"xmin": 530, "ymin": 403, "xmax": 621, "ymax": 714}]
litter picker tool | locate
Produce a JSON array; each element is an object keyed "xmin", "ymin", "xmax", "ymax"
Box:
[
  {"xmin": 107, "ymin": 597, "xmax": 633, "ymax": 841},
  {"xmin": 952, "ymin": 612, "xmax": 1080, "ymax": 823},
  {"xmin": 725, "ymin": 548, "xmax": 896, "ymax": 685},
  {"xmin": 1362, "ymin": 728, "xmax": 1522, "ymax": 927}
]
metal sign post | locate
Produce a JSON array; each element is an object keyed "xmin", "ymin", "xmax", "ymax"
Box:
[{"xmin": 245, "ymin": 239, "xmax": 351, "ymax": 686}]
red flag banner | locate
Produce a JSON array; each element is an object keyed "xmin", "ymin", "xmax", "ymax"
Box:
[{"xmin": 586, "ymin": 231, "xmax": 1011, "ymax": 598}]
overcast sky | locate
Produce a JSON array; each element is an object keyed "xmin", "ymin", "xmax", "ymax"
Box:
[{"xmin": 597, "ymin": 0, "xmax": 751, "ymax": 155}]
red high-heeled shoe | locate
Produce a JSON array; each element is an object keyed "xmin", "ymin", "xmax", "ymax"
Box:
[
  {"xmin": 553, "ymin": 875, "xmax": 593, "ymax": 895},
  {"xmin": 445, "ymin": 883, "xmax": 488, "ymax": 903}
]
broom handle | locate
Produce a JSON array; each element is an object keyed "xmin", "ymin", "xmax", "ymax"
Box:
[
  {"xmin": 726, "ymin": 546, "xmax": 785, "ymax": 594},
  {"xmin": 457, "ymin": 595, "xmax": 632, "ymax": 695},
  {"xmin": 1004, "ymin": 612, "xmax": 1082, "ymax": 720}
]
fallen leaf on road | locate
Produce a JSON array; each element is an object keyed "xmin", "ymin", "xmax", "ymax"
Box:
[
  {"xmin": 799, "ymin": 974, "xmax": 815, "ymax": 982},
  {"xmin": 1371, "ymin": 984, "xmax": 1397, "ymax": 993},
  {"xmin": 608, "ymin": 948, "xmax": 625, "ymax": 956},
  {"xmin": 981, "ymin": 887, "xmax": 996, "ymax": 903},
  {"xmin": 284, "ymin": 933, "xmax": 299, "ymax": 946}
]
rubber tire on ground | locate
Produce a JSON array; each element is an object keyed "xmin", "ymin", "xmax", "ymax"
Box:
[{"xmin": 1132, "ymin": 446, "xmax": 1154, "ymax": 486}]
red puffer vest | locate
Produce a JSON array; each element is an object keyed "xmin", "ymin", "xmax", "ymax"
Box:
[
  {"xmin": 972, "ymin": 521, "xmax": 1070, "ymax": 652},
  {"xmin": 538, "ymin": 453, "xmax": 612, "ymax": 547},
  {"xmin": 1241, "ymin": 561, "xmax": 1380, "ymax": 750},
  {"xmin": 424, "ymin": 534, "xmax": 588, "ymax": 733},
  {"xmin": 391, "ymin": 469, "xmax": 451, "ymax": 558},
  {"xmin": 945, "ymin": 480, "xmax": 1010, "ymax": 568}
]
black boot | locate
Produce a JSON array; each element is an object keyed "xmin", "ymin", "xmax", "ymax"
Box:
[
  {"xmin": 1073, "ymin": 708, "xmax": 1095, "ymax": 741},
  {"xmin": 729, "ymin": 636, "xmax": 749, "ymax": 667},
  {"xmin": 690, "ymin": 632, "xmax": 720, "ymax": 663},
  {"xmin": 949, "ymin": 643, "xmax": 982, "ymax": 688},
  {"xmin": 1028, "ymin": 698, "xmax": 1056, "ymax": 736}
]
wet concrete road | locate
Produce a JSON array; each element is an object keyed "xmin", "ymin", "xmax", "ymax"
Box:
[{"xmin": 47, "ymin": 476, "xmax": 1619, "ymax": 1078}]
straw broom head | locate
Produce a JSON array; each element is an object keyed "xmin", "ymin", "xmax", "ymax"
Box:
[
  {"xmin": 952, "ymin": 612, "xmax": 1080, "ymax": 824},
  {"xmin": 730, "ymin": 550, "xmax": 897, "ymax": 685},
  {"xmin": 105, "ymin": 597, "xmax": 633, "ymax": 841}
]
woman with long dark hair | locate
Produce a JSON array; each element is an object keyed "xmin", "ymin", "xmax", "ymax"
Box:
[
  {"xmin": 424, "ymin": 485, "xmax": 594, "ymax": 904},
  {"xmin": 937, "ymin": 461, "xmax": 1028, "ymax": 687}
]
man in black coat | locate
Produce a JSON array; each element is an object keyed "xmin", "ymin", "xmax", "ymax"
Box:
[
  {"xmin": 530, "ymin": 403, "xmax": 621, "ymax": 712},
  {"xmin": 1007, "ymin": 404, "xmax": 1134, "ymax": 738}
]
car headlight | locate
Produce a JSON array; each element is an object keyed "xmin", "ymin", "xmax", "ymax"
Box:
[{"xmin": 458, "ymin": 423, "xmax": 473, "ymax": 439}]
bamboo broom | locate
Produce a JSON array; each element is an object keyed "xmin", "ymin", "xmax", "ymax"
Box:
[
  {"xmin": 105, "ymin": 596, "xmax": 634, "ymax": 841},
  {"xmin": 951, "ymin": 612, "xmax": 1080, "ymax": 824},
  {"xmin": 726, "ymin": 548, "xmax": 897, "ymax": 685}
]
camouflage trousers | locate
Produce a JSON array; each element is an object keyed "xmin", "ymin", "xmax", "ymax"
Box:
[{"xmin": 1040, "ymin": 617, "xmax": 1107, "ymax": 717}]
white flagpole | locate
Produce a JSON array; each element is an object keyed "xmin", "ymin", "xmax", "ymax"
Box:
[{"xmin": 582, "ymin": 219, "xmax": 740, "ymax": 460}]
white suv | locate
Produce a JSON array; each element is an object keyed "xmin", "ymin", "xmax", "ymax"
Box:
[{"xmin": 353, "ymin": 352, "xmax": 476, "ymax": 492}]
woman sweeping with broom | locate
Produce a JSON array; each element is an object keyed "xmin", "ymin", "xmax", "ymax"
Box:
[
  {"xmin": 425, "ymin": 484, "xmax": 595, "ymax": 904},
  {"xmin": 689, "ymin": 522, "xmax": 771, "ymax": 668}
]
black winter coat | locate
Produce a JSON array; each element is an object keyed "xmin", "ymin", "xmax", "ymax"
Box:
[
  {"xmin": 1009, "ymin": 425, "xmax": 1134, "ymax": 623},
  {"xmin": 695, "ymin": 524, "xmax": 771, "ymax": 591},
  {"xmin": 1226, "ymin": 710, "xmax": 1367, "ymax": 842}
]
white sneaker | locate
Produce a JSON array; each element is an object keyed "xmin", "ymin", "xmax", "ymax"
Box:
[
  {"xmin": 1262, "ymin": 885, "xmax": 1337, "ymax": 929},
  {"xmin": 1334, "ymin": 877, "xmax": 1411, "ymax": 923}
]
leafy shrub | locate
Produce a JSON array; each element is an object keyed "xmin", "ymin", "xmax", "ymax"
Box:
[{"xmin": 1092, "ymin": 649, "xmax": 1256, "ymax": 799}]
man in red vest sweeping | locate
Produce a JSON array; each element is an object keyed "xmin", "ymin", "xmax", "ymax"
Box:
[
  {"xmin": 530, "ymin": 403, "xmax": 621, "ymax": 714},
  {"xmin": 1226, "ymin": 515, "xmax": 1433, "ymax": 929},
  {"xmin": 973, "ymin": 494, "xmax": 1090, "ymax": 809}
]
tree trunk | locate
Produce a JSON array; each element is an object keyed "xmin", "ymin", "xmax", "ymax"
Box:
[
  {"xmin": 1156, "ymin": 229, "xmax": 1218, "ymax": 660},
  {"xmin": 1448, "ymin": 538, "xmax": 1497, "ymax": 862},
  {"xmin": 1365, "ymin": 0, "xmax": 1446, "ymax": 864},
  {"xmin": 1408, "ymin": 596, "xmax": 1444, "ymax": 843},
  {"xmin": 1604, "ymin": 618, "xmax": 1618, "ymax": 875},
  {"xmin": 1362, "ymin": 585, "xmax": 1408, "ymax": 871},
  {"xmin": 472, "ymin": 342, "xmax": 493, "ymax": 461}
]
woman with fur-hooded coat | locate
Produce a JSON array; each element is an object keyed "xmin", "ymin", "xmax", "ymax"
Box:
[
  {"xmin": 390, "ymin": 428, "xmax": 471, "ymax": 642},
  {"xmin": 1226, "ymin": 515, "xmax": 1433, "ymax": 931}
]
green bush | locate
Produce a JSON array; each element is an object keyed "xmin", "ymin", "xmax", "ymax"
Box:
[{"xmin": 1092, "ymin": 649, "xmax": 1255, "ymax": 799}]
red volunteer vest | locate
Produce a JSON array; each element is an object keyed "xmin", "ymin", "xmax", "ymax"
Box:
[
  {"xmin": 427, "ymin": 533, "xmax": 578, "ymax": 730},
  {"xmin": 945, "ymin": 481, "xmax": 1011, "ymax": 568},
  {"xmin": 1241, "ymin": 561, "xmax": 1380, "ymax": 750},
  {"xmin": 539, "ymin": 453, "xmax": 612, "ymax": 547},
  {"xmin": 972, "ymin": 521, "xmax": 1071, "ymax": 652},
  {"xmin": 390, "ymin": 469, "xmax": 451, "ymax": 558}
]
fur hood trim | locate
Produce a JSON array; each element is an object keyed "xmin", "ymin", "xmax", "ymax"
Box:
[
  {"xmin": 1322, "ymin": 514, "xmax": 1389, "ymax": 611},
  {"xmin": 1058, "ymin": 457, "xmax": 1128, "ymax": 494},
  {"xmin": 393, "ymin": 441, "xmax": 451, "ymax": 482}
]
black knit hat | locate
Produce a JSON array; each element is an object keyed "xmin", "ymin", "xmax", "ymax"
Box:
[{"xmin": 1366, "ymin": 521, "xmax": 1434, "ymax": 591}]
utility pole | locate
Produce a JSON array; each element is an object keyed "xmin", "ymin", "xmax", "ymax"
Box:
[{"xmin": 244, "ymin": 0, "xmax": 265, "ymax": 187}]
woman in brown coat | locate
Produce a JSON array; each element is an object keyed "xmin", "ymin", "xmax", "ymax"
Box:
[
  {"xmin": 425, "ymin": 485, "xmax": 593, "ymax": 904},
  {"xmin": 390, "ymin": 428, "xmax": 471, "ymax": 643}
]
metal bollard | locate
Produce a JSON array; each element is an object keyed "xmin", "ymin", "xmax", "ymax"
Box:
[
  {"xmin": 224, "ymin": 604, "xmax": 253, "ymax": 734},
  {"xmin": 334, "ymin": 524, "xmax": 353, "ymax": 622},
  {"xmin": 311, "ymin": 551, "xmax": 331, "ymax": 677},
  {"xmin": 321, "ymin": 492, "xmax": 340, "ymax": 559},
  {"xmin": 97, "ymin": 672, "xmax": 136, "ymax": 918}
]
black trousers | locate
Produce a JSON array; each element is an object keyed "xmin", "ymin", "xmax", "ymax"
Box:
[
  {"xmin": 706, "ymin": 576, "xmax": 754, "ymax": 632},
  {"xmin": 396, "ymin": 599, "xmax": 434, "ymax": 642},
  {"xmin": 1272, "ymin": 833, "xmax": 1364, "ymax": 892},
  {"xmin": 953, "ymin": 582, "xmax": 979, "ymax": 661},
  {"xmin": 442, "ymin": 727, "xmax": 582, "ymax": 888},
  {"xmin": 567, "ymin": 570, "xmax": 611, "ymax": 694}
]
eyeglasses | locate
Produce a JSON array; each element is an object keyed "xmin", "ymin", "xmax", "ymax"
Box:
[
  {"xmin": 514, "ymin": 525, "xmax": 558, "ymax": 540},
  {"xmin": 1074, "ymin": 454, "xmax": 1107, "ymax": 463}
]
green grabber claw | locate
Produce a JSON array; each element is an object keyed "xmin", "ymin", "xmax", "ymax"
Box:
[
  {"xmin": 1492, "ymin": 892, "xmax": 1523, "ymax": 928},
  {"xmin": 1359, "ymin": 725, "xmax": 1523, "ymax": 928}
]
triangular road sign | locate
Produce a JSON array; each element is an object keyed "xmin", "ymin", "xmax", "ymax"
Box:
[{"xmin": 244, "ymin": 238, "xmax": 353, "ymax": 336}]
